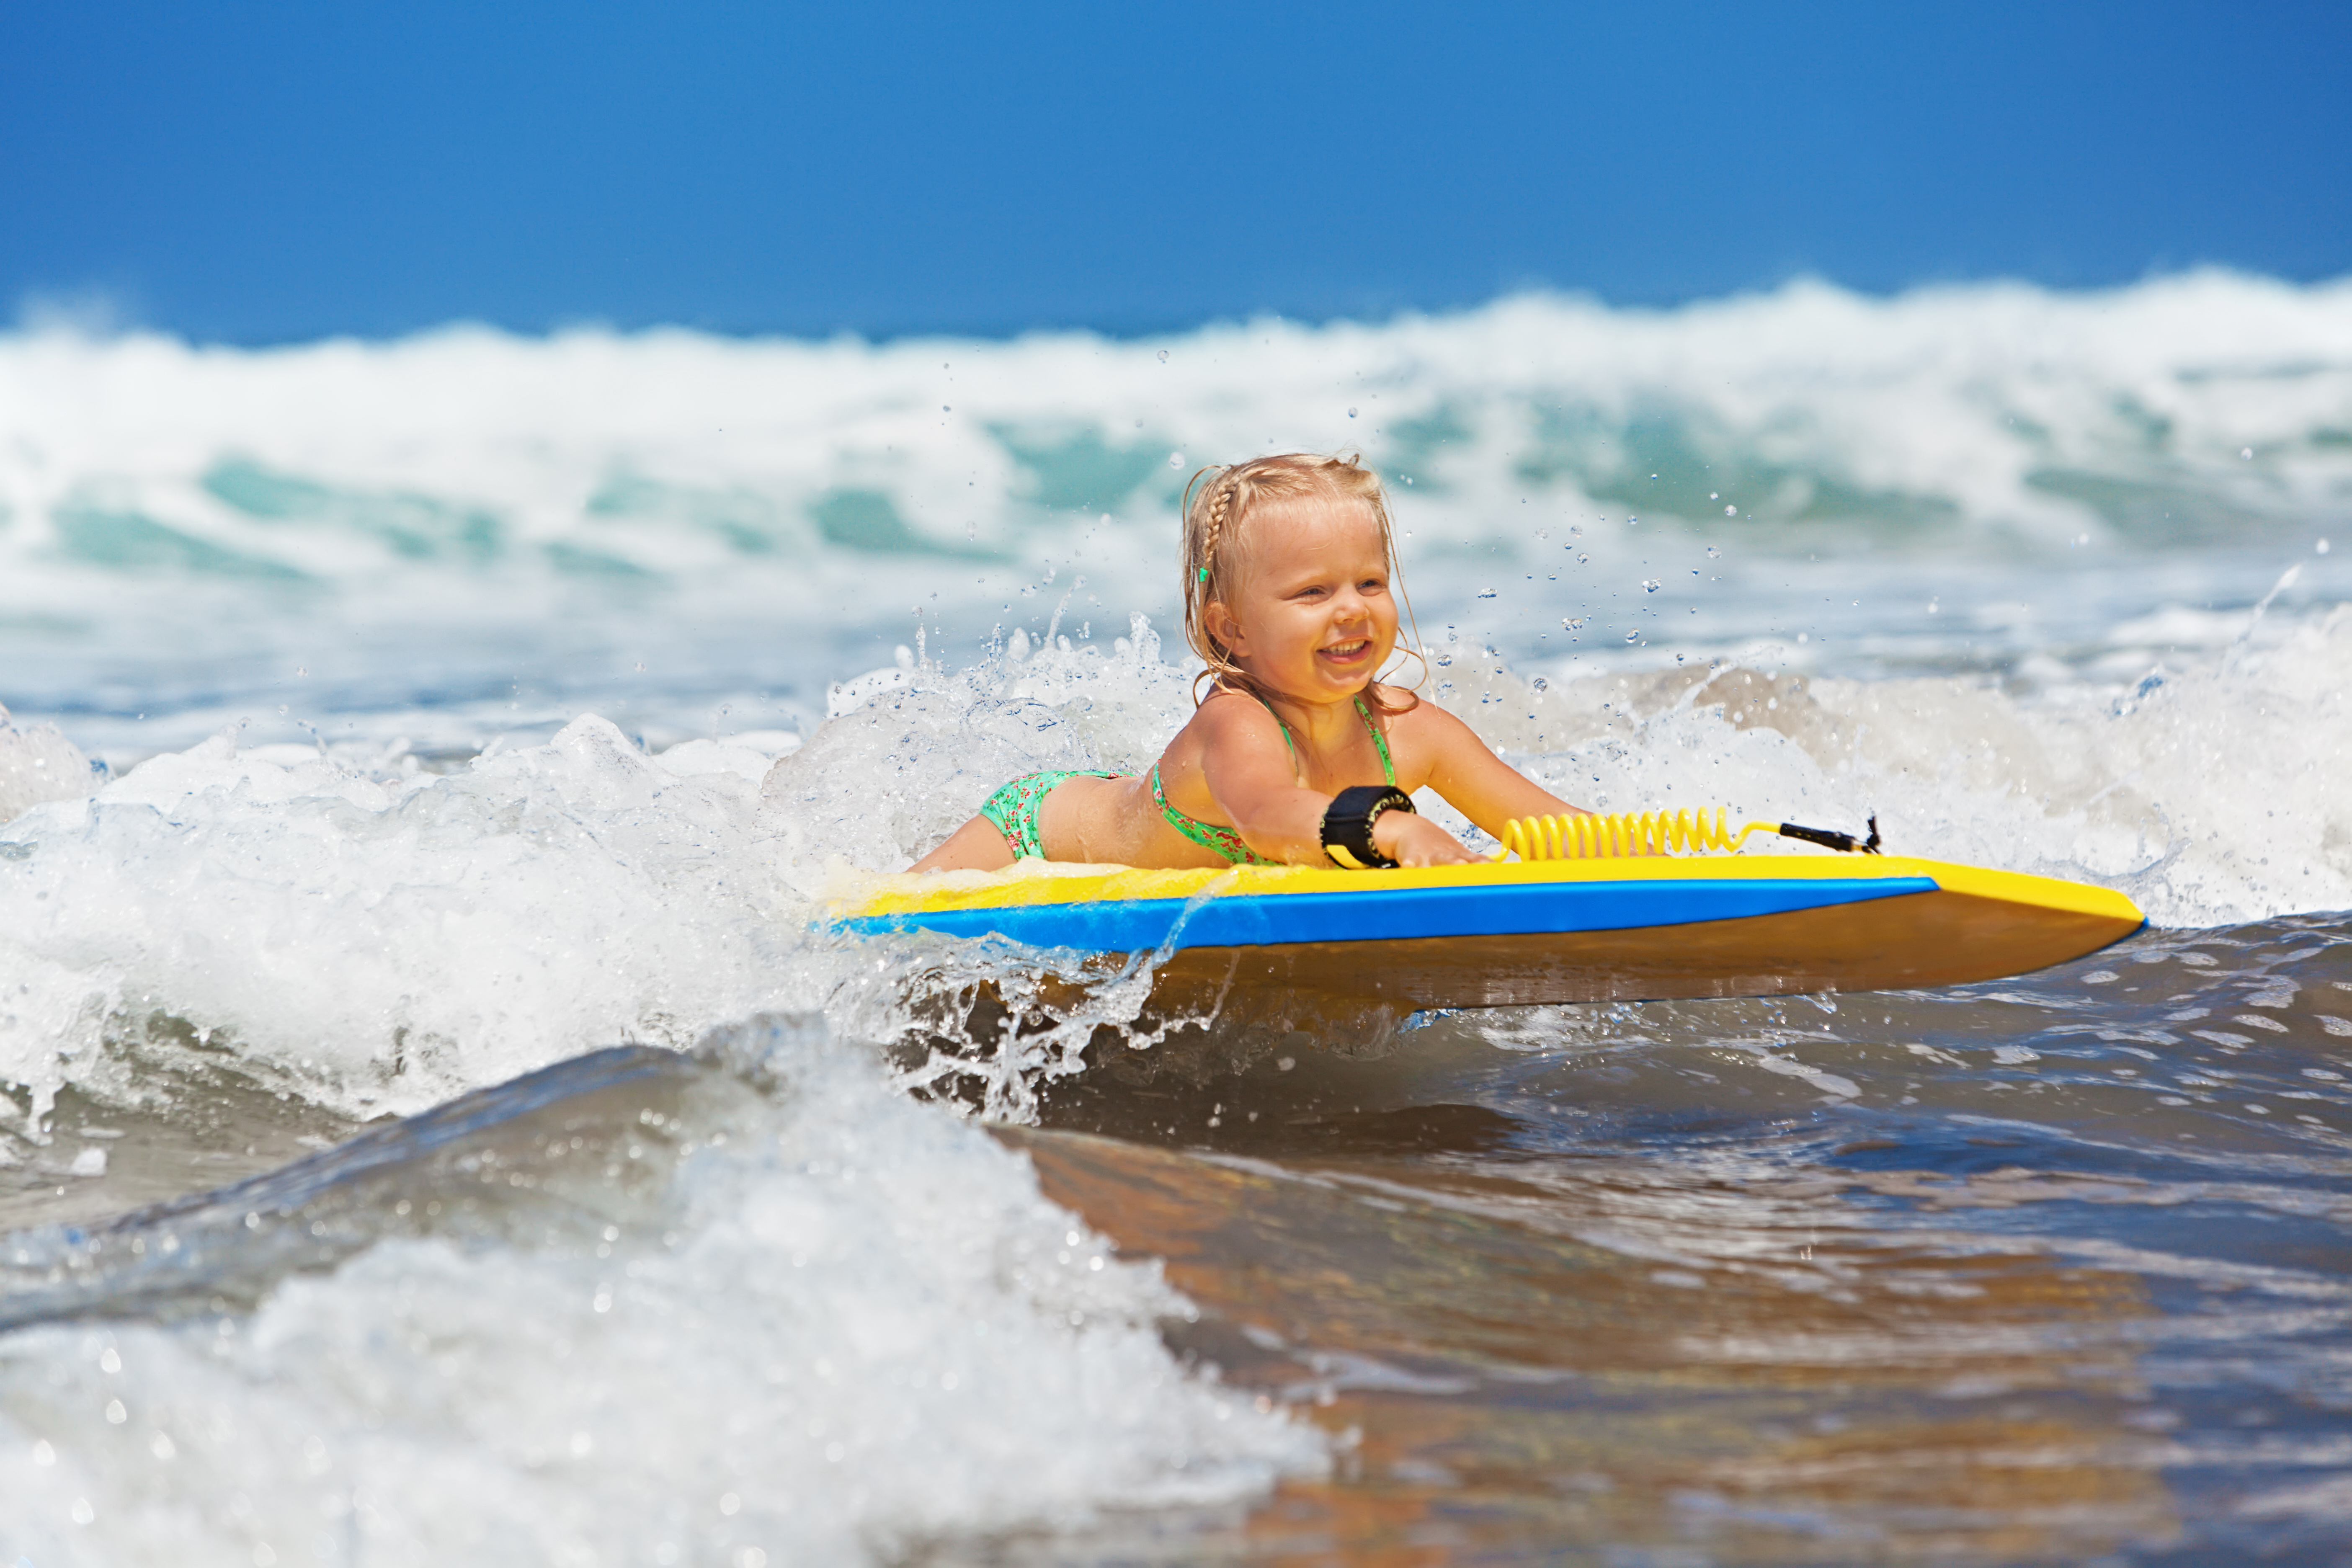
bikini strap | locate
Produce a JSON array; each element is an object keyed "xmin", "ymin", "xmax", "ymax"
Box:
[
  {"xmin": 1243, "ymin": 687, "xmax": 1301, "ymax": 771},
  {"xmin": 1354, "ymin": 694, "xmax": 1397, "ymax": 786}
]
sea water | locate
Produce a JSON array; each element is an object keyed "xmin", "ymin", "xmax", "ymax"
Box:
[{"xmin": 0, "ymin": 271, "xmax": 2348, "ymax": 1562}]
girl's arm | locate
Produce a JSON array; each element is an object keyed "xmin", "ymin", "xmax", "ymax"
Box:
[
  {"xmin": 1413, "ymin": 703, "xmax": 1587, "ymax": 838},
  {"xmin": 1194, "ymin": 699, "xmax": 1351, "ymax": 864}
]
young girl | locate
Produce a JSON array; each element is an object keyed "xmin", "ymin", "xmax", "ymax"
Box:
[{"xmin": 912, "ymin": 453, "xmax": 1589, "ymax": 873}]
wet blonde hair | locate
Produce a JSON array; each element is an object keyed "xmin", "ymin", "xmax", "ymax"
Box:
[{"xmin": 1179, "ymin": 452, "xmax": 1423, "ymax": 714}]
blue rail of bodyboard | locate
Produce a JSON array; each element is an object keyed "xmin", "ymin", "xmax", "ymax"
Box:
[{"xmin": 838, "ymin": 875, "xmax": 1940, "ymax": 954}]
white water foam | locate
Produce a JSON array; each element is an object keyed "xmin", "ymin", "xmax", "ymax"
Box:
[
  {"xmin": 0, "ymin": 1019, "xmax": 1321, "ymax": 1565},
  {"xmin": 2, "ymin": 271, "xmax": 2346, "ymax": 751},
  {"xmin": 0, "ymin": 707, "xmax": 96, "ymax": 825},
  {"xmin": 6, "ymin": 272, "xmax": 2345, "ymax": 582},
  {"xmin": 0, "ymin": 717, "xmax": 813, "ymax": 1127}
]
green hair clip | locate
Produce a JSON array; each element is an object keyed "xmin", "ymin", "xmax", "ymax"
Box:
[{"xmin": 1197, "ymin": 565, "xmax": 1210, "ymax": 583}]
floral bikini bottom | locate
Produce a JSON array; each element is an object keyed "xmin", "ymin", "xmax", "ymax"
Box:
[
  {"xmin": 975, "ymin": 769, "xmax": 1120, "ymax": 860},
  {"xmin": 977, "ymin": 766, "xmax": 1274, "ymax": 864}
]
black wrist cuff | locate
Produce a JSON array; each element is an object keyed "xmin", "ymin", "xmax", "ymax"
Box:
[{"xmin": 1321, "ymin": 785, "xmax": 1415, "ymax": 870}]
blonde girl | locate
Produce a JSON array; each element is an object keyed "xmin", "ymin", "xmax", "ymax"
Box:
[{"xmin": 913, "ymin": 454, "xmax": 1588, "ymax": 872}]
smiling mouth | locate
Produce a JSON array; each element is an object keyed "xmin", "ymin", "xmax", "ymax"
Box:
[{"xmin": 1320, "ymin": 639, "xmax": 1373, "ymax": 663}]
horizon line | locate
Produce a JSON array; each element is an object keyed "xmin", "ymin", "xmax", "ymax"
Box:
[{"xmin": 11, "ymin": 263, "xmax": 2349, "ymax": 353}]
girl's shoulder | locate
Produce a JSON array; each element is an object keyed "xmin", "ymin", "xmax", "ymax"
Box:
[
  {"xmin": 1193, "ymin": 681, "xmax": 1277, "ymax": 730},
  {"xmin": 1167, "ymin": 681, "xmax": 1293, "ymax": 757},
  {"xmin": 1366, "ymin": 685, "xmax": 1487, "ymax": 771}
]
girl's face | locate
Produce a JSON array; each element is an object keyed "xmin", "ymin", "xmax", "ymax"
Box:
[{"xmin": 1208, "ymin": 495, "xmax": 1398, "ymax": 704}]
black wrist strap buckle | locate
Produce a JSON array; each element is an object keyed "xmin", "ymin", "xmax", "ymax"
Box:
[{"xmin": 1322, "ymin": 785, "xmax": 1415, "ymax": 870}]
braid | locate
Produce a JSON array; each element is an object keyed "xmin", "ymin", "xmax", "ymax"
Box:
[{"xmin": 1200, "ymin": 482, "xmax": 1235, "ymax": 585}]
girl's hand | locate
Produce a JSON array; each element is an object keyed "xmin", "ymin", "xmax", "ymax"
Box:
[{"xmin": 1372, "ymin": 808, "xmax": 1481, "ymax": 867}]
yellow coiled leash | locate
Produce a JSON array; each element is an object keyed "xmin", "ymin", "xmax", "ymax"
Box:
[{"xmin": 1494, "ymin": 808, "xmax": 1881, "ymax": 861}]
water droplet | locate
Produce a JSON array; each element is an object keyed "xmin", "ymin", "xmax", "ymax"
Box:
[
  {"xmin": 1624, "ymin": 631, "xmax": 1639, "ymax": 643},
  {"xmin": 1724, "ymin": 505, "xmax": 1737, "ymax": 517},
  {"xmin": 1347, "ymin": 407, "xmax": 1358, "ymax": 418},
  {"xmin": 1167, "ymin": 451, "xmax": 1184, "ymax": 468},
  {"xmin": 1477, "ymin": 588, "xmax": 1498, "ymax": 599},
  {"xmin": 941, "ymin": 405, "xmax": 951, "ymax": 413},
  {"xmin": 1709, "ymin": 492, "xmax": 1719, "ymax": 501},
  {"xmin": 1706, "ymin": 546, "xmax": 1721, "ymax": 558},
  {"xmin": 1157, "ymin": 349, "xmax": 1169, "ymax": 363},
  {"xmin": 2319, "ymin": 539, "xmax": 2331, "ymax": 554},
  {"xmin": 1643, "ymin": 579, "xmax": 1661, "ymax": 593},
  {"xmin": 2241, "ymin": 447, "xmax": 2253, "ymax": 459}
]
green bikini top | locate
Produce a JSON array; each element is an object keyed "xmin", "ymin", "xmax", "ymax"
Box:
[{"xmin": 1150, "ymin": 690, "xmax": 1395, "ymax": 866}]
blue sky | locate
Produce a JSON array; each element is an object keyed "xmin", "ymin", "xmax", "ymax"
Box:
[{"xmin": 6, "ymin": 0, "xmax": 2347, "ymax": 341}]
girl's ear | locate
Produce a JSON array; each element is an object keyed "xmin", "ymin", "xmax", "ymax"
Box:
[{"xmin": 1204, "ymin": 598, "xmax": 1250, "ymax": 657}]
